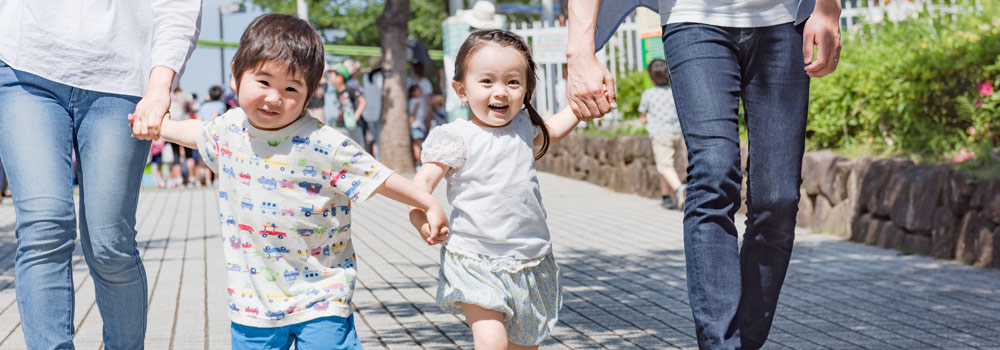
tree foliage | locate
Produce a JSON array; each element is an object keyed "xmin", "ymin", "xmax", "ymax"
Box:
[{"xmin": 248, "ymin": 0, "xmax": 446, "ymax": 49}]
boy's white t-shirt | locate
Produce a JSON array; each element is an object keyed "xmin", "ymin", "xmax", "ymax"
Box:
[
  {"xmin": 421, "ymin": 111, "xmax": 551, "ymax": 260},
  {"xmin": 197, "ymin": 108, "xmax": 392, "ymax": 327},
  {"xmin": 659, "ymin": 0, "xmax": 798, "ymax": 27}
]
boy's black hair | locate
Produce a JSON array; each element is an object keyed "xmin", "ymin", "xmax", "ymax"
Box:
[
  {"xmin": 453, "ymin": 29, "xmax": 550, "ymax": 160},
  {"xmin": 647, "ymin": 59, "xmax": 670, "ymax": 86},
  {"xmin": 208, "ymin": 85, "xmax": 224, "ymax": 101},
  {"xmin": 231, "ymin": 14, "xmax": 326, "ymax": 107}
]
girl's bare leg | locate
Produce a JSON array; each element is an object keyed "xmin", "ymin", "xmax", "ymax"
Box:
[{"xmin": 461, "ymin": 303, "xmax": 509, "ymax": 350}]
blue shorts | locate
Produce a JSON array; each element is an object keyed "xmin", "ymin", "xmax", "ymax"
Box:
[
  {"xmin": 231, "ymin": 315, "xmax": 362, "ymax": 350},
  {"xmin": 410, "ymin": 127, "xmax": 426, "ymax": 140}
]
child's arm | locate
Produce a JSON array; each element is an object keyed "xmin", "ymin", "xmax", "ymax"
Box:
[
  {"xmin": 128, "ymin": 113, "xmax": 201, "ymax": 149},
  {"xmin": 534, "ymin": 107, "xmax": 582, "ymax": 147},
  {"xmin": 407, "ymin": 162, "xmax": 450, "ymax": 241},
  {"xmin": 374, "ymin": 173, "xmax": 449, "ymax": 245},
  {"xmin": 353, "ymin": 95, "xmax": 367, "ymax": 121},
  {"xmin": 639, "ymin": 112, "xmax": 647, "ymax": 126}
]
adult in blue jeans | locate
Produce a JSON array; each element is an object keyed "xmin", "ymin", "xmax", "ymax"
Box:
[
  {"xmin": 567, "ymin": 1, "xmax": 842, "ymax": 349},
  {"xmin": 0, "ymin": 1, "xmax": 201, "ymax": 348}
]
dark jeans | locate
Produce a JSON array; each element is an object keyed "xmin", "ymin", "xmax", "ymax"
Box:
[{"xmin": 662, "ymin": 22, "xmax": 810, "ymax": 350}]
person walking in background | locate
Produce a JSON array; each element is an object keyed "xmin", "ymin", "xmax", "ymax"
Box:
[
  {"xmin": 131, "ymin": 14, "xmax": 449, "ymax": 348},
  {"xmin": 0, "ymin": 0, "xmax": 200, "ymax": 348},
  {"xmin": 409, "ymin": 29, "xmax": 590, "ymax": 350},
  {"xmin": 168, "ymin": 85, "xmax": 193, "ymax": 187},
  {"xmin": 553, "ymin": 66, "xmax": 568, "ymax": 112},
  {"xmin": 306, "ymin": 73, "xmax": 326, "ymax": 123},
  {"xmin": 150, "ymin": 138, "xmax": 168, "ymax": 188},
  {"xmin": 639, "ymin": 59, "xmax": 684, "ymax": 210},
  {"xmin": 567, "ymin": 0, "xmax": 842, "ymax": 348},
  {"xmin": 326, "ymin": 64, "xmax": 367, "ymax": 147},
  {"xmin": 199, "ymin": 85, "xmax": 227, "ymax": 120},
  {"xmin": 428, "ymin": 94, "xmax": 449, "ymax": 131},
  {"xmin": 361, "ymin": 56, "xmax": 385, "ymax": 157},
  {"xmin": 195, "ymin": 85, "xmax": 227, "ymax": 185},
  {"xmin": 408, "ymin": 85, "xmax": 429, "ymax": 165}
]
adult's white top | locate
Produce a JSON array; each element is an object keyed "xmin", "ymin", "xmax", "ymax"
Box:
[
  {"xmin": 0, "ymin": 0, "xmax": 202, "ymax": 97},
  {"xmin": 421, "ymin": 112, "xmax": 552, "ymax": 260},
  {"xmin": 659, "ymin": 0, "xmax": 800, "ymax": 27}
]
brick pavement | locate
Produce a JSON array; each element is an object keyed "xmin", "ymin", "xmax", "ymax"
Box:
[{"xmin": 0, "ymin": 173, "xmax": 997, "ymax": 349}]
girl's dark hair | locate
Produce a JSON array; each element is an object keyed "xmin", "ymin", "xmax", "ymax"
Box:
[
  {"xmin": 408, "ymin": 84, "xmax": 422, "ymax": 97},
  {"xmin": 231, "ymin": 14, "xmax": 326, "ymax": 108},
  {"xmin": 453, "ymin": 30, "xmax": 550, "ymax": 160},
  {"xmin": 647, "ymin": 59, "xmax": 670, "ymax": 86}
]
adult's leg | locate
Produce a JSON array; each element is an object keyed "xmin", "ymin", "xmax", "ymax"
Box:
[
  {"xmin": 0, "ymin": 62, "xmax": 79, "ymax": 349},
  {"xmin": 73, "ymin": 89, "xmax": 150, "ymax": 349},
  {"xmin": 663, "ymin": 23, "xmax": 744, "ymax": 350},
  {"xmin": 737, "ymin": 22, "xmax": 810, "ymax": 349}
]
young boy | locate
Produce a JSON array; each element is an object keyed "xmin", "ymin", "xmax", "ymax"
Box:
[
  {"xmin": 130, "ymin": 13, "xmax": 449, "ymax": 348},
  {"xmin": 638, "ymin": 59, "xmax": 684, "ymax": 210}
]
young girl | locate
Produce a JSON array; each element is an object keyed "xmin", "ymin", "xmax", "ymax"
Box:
[{"xmin": 407, "ymin": 30, "xmax": 585, "ymax": 350}]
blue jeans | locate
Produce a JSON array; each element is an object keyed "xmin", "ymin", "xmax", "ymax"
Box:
[
  {"xmin": 662, "ymin": 22, "xmax": 809, "ymax": 350},
  {"xmin": 0, "ymin": 61, "xmax": 150, "ymax": 349},
  {"xmin": 231, "ymin": 315, "xmax": 362, "ymax": 350}
]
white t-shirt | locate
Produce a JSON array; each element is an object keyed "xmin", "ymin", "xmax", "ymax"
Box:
[
  {"xmin": 659, "ymin": 0, "xmax": 798, "ymax": 27},
  {"xmin": 409, "ymin": 98, "xmax": 428, "ymax": 131},
  {"xmin": 0, "ymin": 0, "xmax": 201, "ymax": 97},
  {"xmin": 197, "ymin": 109, "xmax": 392, "ymax": 327},
  {"xmin": 421, "ymin": 111, "xmax": 551, "ymax": 259}
]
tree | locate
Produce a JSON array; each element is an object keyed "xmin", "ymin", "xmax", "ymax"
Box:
[
  {"xmin": 250, "ymin": 0, "xmax": 444, "ymax": 50},
  {"xmin": 375, "ymin": 0, "xmax": 414, "ymax": 172}
]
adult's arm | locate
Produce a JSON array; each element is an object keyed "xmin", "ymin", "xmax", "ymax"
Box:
[
  {"xmin": 803, "ymin": 0, "xmax": 842, "ymax": 78},
  {"xmin": 566, "ymin": 0, "xmax": 617, "ymax": 121},
  {"xmin": 134, "ymin": 0, "xmax": 202, "ymax": 139}
]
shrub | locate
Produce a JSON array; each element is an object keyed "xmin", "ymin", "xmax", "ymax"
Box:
[{"xmin": 808, "ymin": 2, "xmax": 1000, "ymax": 164}]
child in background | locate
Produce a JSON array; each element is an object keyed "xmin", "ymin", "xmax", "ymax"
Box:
[
  {"xmin": 407, "ymin": 85, "xmax": 429, "ymax": 164},
  {"xmin": 130, "ymin": 13, "xmax": 449, "ymax": 349},
  {"xmin": 326, "ymin": 64, "xmax": 367, "ymax": 147},
  {"xmin": 408, "ymin": 30, "xmax": 590, "ymax": 350},
  {"xmin": 638, "ymin": 58, "xmax": 684, "ymax": 210},
  {"xmin": 199, "ymin": 85, "xmax": 228, "ymax": 120}
]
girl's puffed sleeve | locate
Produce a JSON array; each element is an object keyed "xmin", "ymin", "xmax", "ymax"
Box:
[{"xmin": 421, "ymin": 125, "xmax": 466, "ymax": 169}]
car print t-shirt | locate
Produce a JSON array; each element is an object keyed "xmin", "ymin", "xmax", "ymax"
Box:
[{"xmin": 197, "ymin": 108, "xmax": 391, "ymax": 327}]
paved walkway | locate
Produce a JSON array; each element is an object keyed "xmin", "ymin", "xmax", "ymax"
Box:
[{"xmin": 0, "ymin": 173, "xmax": 998, "ymax": 349}]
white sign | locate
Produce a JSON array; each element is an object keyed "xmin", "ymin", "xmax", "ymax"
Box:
[{"xmin": 530, "ymin": 28, "xmax": 568, "ymax": 65}]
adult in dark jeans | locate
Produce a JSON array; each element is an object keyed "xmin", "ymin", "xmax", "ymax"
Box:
[{"xmin": 567, "ymin": 0, "xmax": 842, "ymax": 348}]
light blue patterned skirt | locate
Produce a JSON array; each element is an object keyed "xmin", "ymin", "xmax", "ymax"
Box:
[{"xmin": 436, "ymin": 245, "xmax": 562, "ymax": 346}]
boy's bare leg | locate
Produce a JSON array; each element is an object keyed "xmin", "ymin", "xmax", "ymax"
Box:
[{"xmin": 461, "ymin": 303, "xmax": 509, "ymax": 350}]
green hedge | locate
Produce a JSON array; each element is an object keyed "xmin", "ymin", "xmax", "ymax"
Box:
[{"xmin": 808, "ymin": 2, "xmax": 1000, "ymax": 164}]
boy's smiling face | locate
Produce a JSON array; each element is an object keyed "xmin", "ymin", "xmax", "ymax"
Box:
[{"xmin": 231, "ymin": 61, "xmax": 309, "ymax": 130}]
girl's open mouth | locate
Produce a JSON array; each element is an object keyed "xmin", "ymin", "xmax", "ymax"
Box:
[{"xmin": 488, "ymin": 104, "xmax": 508, "ymax": 115}]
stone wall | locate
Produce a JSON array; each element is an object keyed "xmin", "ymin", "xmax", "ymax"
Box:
[
  {"xmin": 537, "ymin": 133, "xmax": 999, "ymax": 268},
  {"xmin": 536, "ymin": 133, "xmax": 687, "ymax": 199},
  {"xmin": 799, "ymin": 151, "xmax": 1000, "ymax": 269}
]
